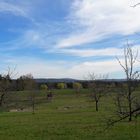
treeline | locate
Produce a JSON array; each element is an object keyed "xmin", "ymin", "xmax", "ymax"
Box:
[{"xmin": 1, "ymin": 74, "xmax": 128, "ymax": 91}]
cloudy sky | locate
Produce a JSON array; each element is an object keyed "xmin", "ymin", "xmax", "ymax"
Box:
[{"xmin": 0, "ymin": 0, "xmax": 140, "ymax": 79}]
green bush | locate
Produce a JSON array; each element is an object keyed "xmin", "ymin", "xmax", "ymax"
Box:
[
  {"xmin": 40, "ymin": 84, "xmax": 48, "ymax": 91},
  {"xmin": 57, "ymin": 83, "xmax": 67, "ymax": 89}
]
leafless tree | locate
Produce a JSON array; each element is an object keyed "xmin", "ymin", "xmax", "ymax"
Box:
[
  {"xmin": 0, "ymin": 67, "xmax": 16, "ymax": 107},
  {"xmin": 99, "ymin": 45, "xmax": 140, "ymax": 132},
  {"xmin": 115, "ymin": 44, "xmax": 140, "ymax": 122},
  {"xmin": 105, "ymin": 45, "xmax": 140, "ymax": 128},
  {"xmin": 0, "ymin": 75, "xmax": 11, "ymax": 106},
  {"xmin": 88, "ymin": 73, "xmax": 109, "ymax": 111}
]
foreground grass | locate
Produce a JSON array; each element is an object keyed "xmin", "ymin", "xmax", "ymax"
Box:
[{"xmin": 0, "ymin": 89, "xmax": 140, "ymax": 140}]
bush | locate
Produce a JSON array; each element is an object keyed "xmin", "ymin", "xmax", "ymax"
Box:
[
  {"xmin": 57, "ymin": 83, "xmax": 67, "ymax": 89},
  {"xmin": 73, "ymin": 82, "xmax": 82, "ymax": 94},
  {"xmin": 40, "ymin": 84, "xmax": 48, "ymax": 91}
]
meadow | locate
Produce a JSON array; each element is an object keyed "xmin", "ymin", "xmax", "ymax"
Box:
[{"xmin": 0, "ymin": 89, "xmax": 139, "ymax": 140}]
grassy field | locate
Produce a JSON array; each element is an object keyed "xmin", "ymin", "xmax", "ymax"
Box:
[{"xmin": 0, "ymin": 89, "xmax": 140, "ymax": 140}]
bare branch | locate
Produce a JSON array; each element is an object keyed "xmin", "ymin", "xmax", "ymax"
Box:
[{"xmin": 131, "ymin": 3, "xmax": 140, "ymax": 7}]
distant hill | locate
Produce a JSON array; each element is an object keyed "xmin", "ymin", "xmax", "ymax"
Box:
[
  {"xmin": 35, "ymin": 78, "xmax": 79, "ymax": 84},
  {"xmin": 34, "ymin": 78, "xmax": 128, "ymax": 84}
]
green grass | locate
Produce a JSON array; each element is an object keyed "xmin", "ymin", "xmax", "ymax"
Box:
[{"xmin": 0, "ymin": 89, "xmax": 140, "ymax": 140}]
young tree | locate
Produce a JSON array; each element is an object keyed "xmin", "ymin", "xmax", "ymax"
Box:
[
  {"xmin": 0, "ymin": 74, "xmax": 11, "ymax": 106},
  {"xmin": 73, "ymin": 82, "xmax": 82, "ymax": 95},
  {"xmin": 16, "ymin": 76, "xmax": 24, "ymax": 91},
  {"xmin": 40, "ymin": 84, "xmax": 48, "ymax": 91},
  {"xmin": 57, "ymin": 83, "xmax": 67, "ymax": 89},
  {"xmin": 21, "ymin": 74, "xmax": 37, "ymax": 114},
  {"xmin": 88, "ymin": 73, "xmax": 108, "ymax": 111}
]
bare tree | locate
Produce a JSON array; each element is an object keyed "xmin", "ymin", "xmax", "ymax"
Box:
[
  {"xmin": 102, "ymin": 45, "xmax": 140, "ymax": 130},
  {"xmin": 0, "ymin": 75, "xmax": 11, "ymax": 106},
  {"xmin": 115, "ymin": 44, "xmax": 140, "ymax": 122},
  {"xmin": 0, "ymin": 67, "xmax": 16, "ymax": 107},
  {"xmin": 88, "ymin": 73, "xmax": 109, "ymax": 111}
]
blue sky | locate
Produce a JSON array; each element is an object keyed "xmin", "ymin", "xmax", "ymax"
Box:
[{"xmin": 0, "ymin": 0, "xmax": 140, "ymax": 79}]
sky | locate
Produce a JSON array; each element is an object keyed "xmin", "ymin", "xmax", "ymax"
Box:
[{"xmin": 0, "ymin": 0, "xmax": 140, "ymax": 79}]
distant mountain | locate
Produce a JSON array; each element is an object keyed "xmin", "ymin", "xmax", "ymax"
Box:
[
  {"xmin": 35, "ymin": 78, "xmax": 128, "ymax": 84},
  {"xmin": 35, "ymin": 78, "xmax": 79, "ymax": 84}
]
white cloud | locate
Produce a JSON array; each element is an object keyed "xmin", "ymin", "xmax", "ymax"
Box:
[
  {"xmin": 1, "ymin": 0, "xmax": 140, "ymax": 62},
  {"xmin": 60, "ymin": 47, "xmax": 123, "ymax": 57},
  {"xmin": 0, "ymin": 1, "xmax": 36, "ymax": 24},
  {"xmin": 0, "ymin": 2, "xmax": 27, "ymax": 17},
  {"xmin": 55, "ymin": 44, "xmax": 140, "ymax": 57},
  {"xmin": 66, "ymin": 60, "xmax": 122, "ymax": 78},
  {"xmin": 56, "ymin": 0, "xmax": 140, "ymax": 48},
  {"xmin": 15, "ymin": 59, "xmax": 131, "ymax": 79},
  {"xmin": 0, "ymin": 29, "xmax": 49, "ymax": 51},
  {"xmin": 1, "ymin": 56, "xmax": 136, "ymax": 79},
  {"xmin": 1, "ymin": 47, "xmax": 140, "ymax": 79},
  {"xmin": 56, "ymin": 29, "xmax": 106, "ymax": 48}
]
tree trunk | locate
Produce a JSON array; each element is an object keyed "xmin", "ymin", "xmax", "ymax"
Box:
[
  {"xmin": 128, "ymin": 93, "xmax": 132, "ymax": 122},
  {"xmin": 0, "ymin": 93, "xmax": 5, "ymax": 106},
  {"xmin": 32, "ymin": 101, "xmax": 35, "ymax": 114},
  {"xmin": 128, "ymin": 81, "xmax": 132, "ymax": 121},
  {"xmin": 95, "ymin": 100, "xmax": 98, "ymax": 112}
]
